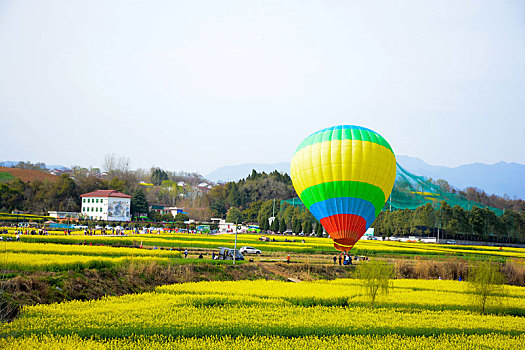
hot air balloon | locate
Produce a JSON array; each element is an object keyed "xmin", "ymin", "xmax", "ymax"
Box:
[{"xmin": 290, "ymin": 125, "xmax": 396, "ymax": 251}]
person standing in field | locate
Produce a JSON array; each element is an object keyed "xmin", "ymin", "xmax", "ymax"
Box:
[
  {"xmin": 286, "ymin": 254, "xmax": 290, "ymax": 264},
  {"xmin": 333, "ymin": 256, "xmax": 337, "ymax": 265},
  {"xmin": 184, "ymin": 249, "xmax": 188, "ymax": 258}
]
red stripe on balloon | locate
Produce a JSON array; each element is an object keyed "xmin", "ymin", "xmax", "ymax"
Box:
[{"xmin": 320, "ymin": 214, "xmax": 367, "ymax": 252}]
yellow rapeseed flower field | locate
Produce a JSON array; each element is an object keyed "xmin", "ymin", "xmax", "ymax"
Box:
[
  {"xmin": 3, "ymin": 228, "xmax": 525, "ymax": 259},
  {"xmin": 1, "ymin": 279, "xmax": 524, "ymax": 349},
  {"xmin": 0, "ymin": 242, "xmax": 180, "ymax": 271}
]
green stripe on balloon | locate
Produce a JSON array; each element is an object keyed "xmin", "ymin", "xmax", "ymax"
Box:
[
  {"xmin": 294, "ymin": 125, "xmax": 393, "ymax": 154},
  {"xmin": 299, "ymin": 181, "xmax": 386, "ymax": 216}
]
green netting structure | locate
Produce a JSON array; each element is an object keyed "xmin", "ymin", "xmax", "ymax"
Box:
[{"xmin": 282, "ymin": 162, "xmax": 504, "ymax": 216}]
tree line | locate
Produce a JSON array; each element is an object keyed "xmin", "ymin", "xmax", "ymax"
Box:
[
  {"xmin": 1, "ymin": 162, "xmax": 524, "ymax": 243},
  {"xmin": 373, "ymin": 202, "xmax": 525, "ymax": 243}
]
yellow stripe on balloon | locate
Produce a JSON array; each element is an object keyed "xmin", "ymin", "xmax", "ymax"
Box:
[{"xmin": 290, "ymin": 139, "xmax": 396, "ymax": 198}]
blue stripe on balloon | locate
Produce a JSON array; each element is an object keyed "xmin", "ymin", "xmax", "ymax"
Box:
[{"xmin": 308, "ymin": 197, "xmax": 376, "ymax": 228}]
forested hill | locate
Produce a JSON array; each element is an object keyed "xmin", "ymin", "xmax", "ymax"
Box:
[{"xmin": 207, "ymin": 170, "xmax": 296, "ymax": 217}]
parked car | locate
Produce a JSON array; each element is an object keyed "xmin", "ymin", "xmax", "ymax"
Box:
[
  {"xmin": 239, "ymin": 246, "xmax": 261, "ymax": 255},
  {"xmin": 446, "ymin": 240, "xmax": 456, "ymax": 245},
  {"xmin": 217, "ymin": 247, "xmax": 244, "ymax": 261}
]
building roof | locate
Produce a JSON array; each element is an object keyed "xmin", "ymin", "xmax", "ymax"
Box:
[{"xmin": 80, "ymin": 190, "xmax": 131, "ymax": 198}]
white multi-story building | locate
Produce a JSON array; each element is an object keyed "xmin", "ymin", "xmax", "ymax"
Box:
[{"xmin": 80, "ymin": 190, "xmax": 131, "ymax": 221}]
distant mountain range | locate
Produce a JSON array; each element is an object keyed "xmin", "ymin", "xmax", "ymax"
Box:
[
  {"xmin": 207, "ymin": 156, "xmax": 525, "ymax": 200},
  {"xmin": 0, "ymin": 161, "xmax": 68, "ymax": 171},
  {"xmin": 395, "ymin": 156, "xmax": 525, "ymax": 199}
]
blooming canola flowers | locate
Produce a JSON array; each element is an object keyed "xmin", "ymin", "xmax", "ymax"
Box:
[{"xmin": 291, "ymin": 125, "xmax": 396, "ymax": 251}]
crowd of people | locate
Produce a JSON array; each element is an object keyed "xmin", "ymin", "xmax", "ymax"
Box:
[{"xmin": 333, "ymin": 253, "xmax": 368, "ymax": 266}]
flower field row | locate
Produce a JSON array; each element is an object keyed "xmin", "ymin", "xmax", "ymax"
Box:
[
  {"xmin": 2, "ymin": 333, "xmax": 524, "ymax": 350},
  {"xmin": 1, "ymin": 242, "xmax": 181, "ymax": 258},
  {"xmin": 1, "ymin": 279, "xmax": 524, "ymax": 349},
  {"xmin": 3, "ymin": 296, "xmax": 525, "ymax": 338},
  {"xmin": 158, "ymin": 278, "xmax": 525, "ymax": 314},
  {"xmin": 0, "ymin": 241, "xmax": 181, "ymax": 271},
  {"xmin": 3, "ymin": 228, "xmax": 525, "ymax": 259},
  {"xmin": 0, "ymin": 252, "xmax": 172, "ymax": 271}
]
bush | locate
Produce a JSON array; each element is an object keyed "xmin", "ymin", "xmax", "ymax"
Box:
[
  {"xmin": 502, "ymin": 260, "xmax": 525, "ymax": 286},
  {"xmin": 355, "ymin": 259, "xmax": 394, "ymax": 307},
  {"xmin": 468, "ymin": 259, "xmax": 505, "ymax": 314}
]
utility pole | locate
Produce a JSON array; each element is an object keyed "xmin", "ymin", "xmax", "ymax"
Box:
[
  {"xmin": 232, "ymin": 228, "xmax": 238, "ymax": 266},
  {"xmin": 232, "ymin": 219, "xmax": 238, "ymax": 266}
]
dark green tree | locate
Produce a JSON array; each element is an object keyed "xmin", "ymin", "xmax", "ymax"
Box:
[
  {"xmin": 314, "ymin": 221, "xmax": 324, "ymax": 237},
  {"xmin": 260, "ymin": 216, "xmax": 269, "ymax": 231},
  {"xmin": 0, "ymin": 179, "xmax": 25, "ymax": 212},
  {"xmin": 161, "ymin": 213, "xmax": 174, "ymax": 222},
  {"xmin": 148, "ymin": 211, "xmax": 162, "ymax": 222},
  {"xmin": 150, "ymin": 168, "xmax": 169, "ymax": 186},
  {"xmin": 270, "ymin": 217, "xmax": 279, "ymax": 232},
  {"xmin": 257, "ymin": 199, "xmax": 275, "ymax": 225},
  {"xmin": 210, "ymin": 199, "xmax": 227, "ymax": 218},
  {"xmin": 226, "ymin": 207, "xmax": 243, "ymax": 224},
  {"xmin": 279, "ymin": 217, "xmax": 287, "ymax": 233},
  {"xmin": 242, "ymin": 201, "xmax": 263, "ymax": 222},
  {"xmin": 303, "ymin": 220, "xmax": 312, "ymax": 234},
  {"xmin": 174, "ymin": 212, "xmax": 189, "ymax": 222},
  {"xmin": 293, "ymin": 218, "xmax": 302, "ymax": 234},
  {"xmin": 469, "ymin": 206, "xmax": 485, "ymax": 241},
  {"xmin": 54, "ymin": 174, "xmax": 79, "ymax": 211},
  {"xmin": 131, "ymin": 188, "xmax": 149, "ymax": 219}
]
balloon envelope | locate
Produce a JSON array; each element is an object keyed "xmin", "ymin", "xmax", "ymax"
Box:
[{"xmin": 290, "ymin": 125, "xmax": 396, "ymax": 251}]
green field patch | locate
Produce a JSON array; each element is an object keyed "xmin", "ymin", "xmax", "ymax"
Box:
[{"xmin": 0, "ymin": 172, "xmax": 16, "ymax": 182}]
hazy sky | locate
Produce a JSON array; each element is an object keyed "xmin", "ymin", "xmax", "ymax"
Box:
[{"xmin": 1, "ymin": 1, "xmax": 524, "ymax": 174}]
